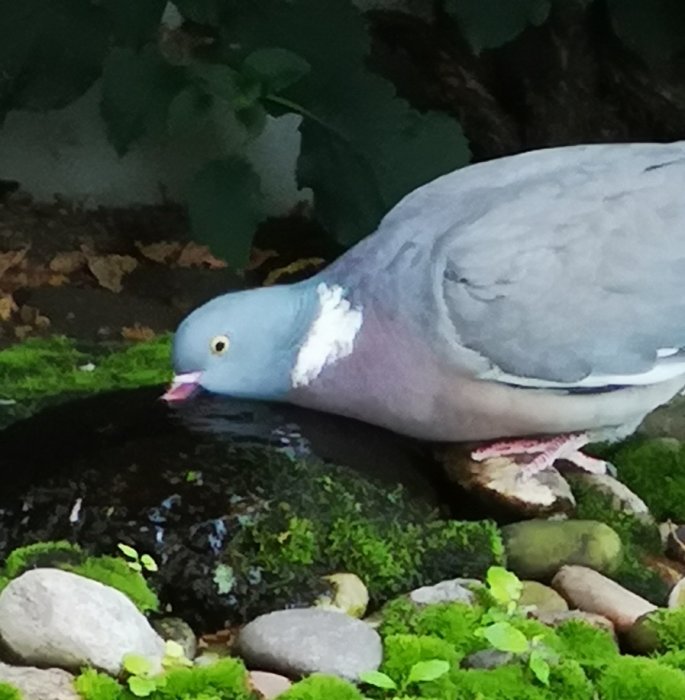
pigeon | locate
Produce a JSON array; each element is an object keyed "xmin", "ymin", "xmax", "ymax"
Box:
[{"xmin": 164, "ymin": 141, "xmax": 685, "ymax": 474}]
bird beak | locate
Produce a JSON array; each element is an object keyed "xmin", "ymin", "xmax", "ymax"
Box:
[{"xmin": 161, "ymin": 371, "xmax": 203, "ymax": 402}]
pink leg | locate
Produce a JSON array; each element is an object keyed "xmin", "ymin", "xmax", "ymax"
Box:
[{"xmin": 471, "ymin": 433, "xmax": 608, "ymax": 478}]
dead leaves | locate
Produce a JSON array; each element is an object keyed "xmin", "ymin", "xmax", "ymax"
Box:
[
  {"xmin": 121, "ymin": 323, "xmax": 156, "ymax": 342},
  {"xmin": 49, "ymin": 250, "xmax": 86, "ymax": 275},
  {"xmin": 135, "ymin": 240, "xmax": 227, "ymax": 269},
  {"xmin": 0, "ymin": 247, "xmax": 68, "ymax": 292},
  {"xmin": 0, "ymin": 248, "xmax": 28, "ymax": 278},
  {"xmin": 82, "ymin": 247, "xmax": 138, "ymax": 293},
  {"xmin": 0, "ymin": 293, "xmax": 17, "ymax": 321}
]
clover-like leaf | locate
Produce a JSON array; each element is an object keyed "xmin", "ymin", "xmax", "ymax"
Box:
[
  {"xmin": 482, "ymin": 622, "xmax": 529, "ymax": 654},
  {"xmin": 123, "ymin": 653, "xmax": 152, "ymax": 677},
  {"xmin": 359, "ymin": 670, "xmax": 397, "ymax": 690},
  {"xmin": 128, "ymin": 676, "xmax": 157, "ymax": 697},
  {"xmin": 140, "ymin": 554, "xmax": 158, "ymax": 573},
  {"xmin": 529, "ymin": 648, "xmax": 551, "ymax": 686},
  {"xmin": 486, "ymin": 566, "xmax": 523, "ymax": 607},
  {"xmin": 117, "ymin": 543, "xmax": 139, "ymax": 561},
  {"xmin": 407, "ymin": 659, "xmax": 451, "ymax": 684}
]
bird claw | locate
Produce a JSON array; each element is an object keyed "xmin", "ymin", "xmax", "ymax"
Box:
[{"xmin": 470, "ymin": 433, "xmax": 610, "ymax": 482}]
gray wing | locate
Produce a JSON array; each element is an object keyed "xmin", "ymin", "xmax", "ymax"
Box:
[{"xmin": 428, "ymin": 142, "xmax": 685, "ymax": 386}]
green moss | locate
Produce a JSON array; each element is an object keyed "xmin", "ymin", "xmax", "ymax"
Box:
[
  {"xmin": 0, "ymin": 335, "xmax": 171, "ymax": 428},
  {"xmin": 380, "ymin": 634, "xmax": 459, "ymax": 697},
  {"xmin": 595, "ymin": 437, "xmax": 685, "ymax": 521},
  {"xmin": 638, "ymin": 607, "xmax": 685, "ymax": 652},
  {"xmin": 379, "ymin": 601, "xmax": 486, "ymax": 657},
  {"xmin": 279, "ymin": 675, "xmax": 363, "ymax": 700},
  {"xmin": 451, "ymin": 661, "xmax": 592, "ymax": 700},
  {"xmin": 654, "ymin": 649, "xmax": 685, "ymax": 671},
  {"xmin": 0, "ymin": 683, "xmax": 21, "ymax": 700},
  {"xmin": 570, "ymin": 478, "xmax": 667, "ymax": 604},
  {"xmin": 65, "ymin": 555, "xmax": 159, "ymax": 613},
  {"xmin": 221, "ymin": 459, "xmax": 504, "ymax": 615},
  {"xmin": 554, "ymin": 620, "xmax": 619, "ymax": 675},
  {"xmin": 0, "ymin": 541, "xmax": 158, "ymax": 613},
  {"xmin": 75, "ymin": 658, "xmax": 256, "ymax": 700},
  {"xmin": 597, "ymin": 656, "xmax": 685, "ymax": 699}
]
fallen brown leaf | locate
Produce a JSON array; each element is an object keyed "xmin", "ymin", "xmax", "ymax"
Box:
[
  {"xmin": 246, "ymin": 247, "xmax": 278, "ymax": 271},
  {"xmin": 264, "ymin": 257, "xmax": 325, "ymax": 286},
  {"xmin": 121, "ymin": 324, "xmax": 156, "ymax": 342},
  {"xmin": 49, "ymin": 250, "xmax": 86, "ymax": 275},
  {"xmin": 13, "ymin": 325, "xmax": 33, "ymax": 340},
  {"xmin": 83, "ymin": 247, "xmax": 138, "ymax": 293},
  {"xmin": 135, "ymin": 240, "xmax": 182, "ymax": 264},
  {"xmin": 177, "ymin": 242, "xmax": 227, "ymax": 269},
  {"xmin": 0, "ymin": 293, "xmax": 17, "ymax": 321},
  {"xmin": 0, "ymin": 248, "xmax": 29, "ymax": 279}
]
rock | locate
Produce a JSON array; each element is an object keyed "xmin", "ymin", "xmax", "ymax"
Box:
[
  {"xmin": 315, "ymin": 573, "xmax": 369, "ymax": 618},
  {"xmin": 625, "ymin": 611, "xmax": 664, "ymax": 654},
  {"xmin": 668, "ymin": 578, "xmax": 685, "ymax": 608},
  {"xmin": 0, "ymin": 662, "xmax": 78, "ymax": 700},
  {"xmin": 551, "ymin": 565, "xmax": 656, "ymax": 633},
  {"xmin": 0, "ymin": 569, "xmax": 165, "ymax": 674},
  {"xmin": 462, "ymin": 649, "xmax": 513, "ymax": 670},
  {"xmin": 519, "ymin": 581, "xmax": 569, "ymax": 613},
  {"xmin": 439, "ymin": 446, "xmax": 575, "ymax": 517},
  {"xmin": 503, "ymin": 519, "xmax": 623, "ymax": 579},
  {"xmin": 408, "ymin": 578, "xmax": 482, "ymax": 606},
  {"xmin": 569, "ymin": 473, "xmax": 654, "ymax": 524},
  {"xmin": 151, "ymin": 617, "xmax": 197, "ymax": 660},
  {"xmin": 664, "ymin": 522, "xmax": 685, "ymax": 564},
  {"xmin": 248, "ymin": 671, "xmax": 292, "ymax": 699},
  {"xmin": 533, "ymin": 610, "xmax": 617, "ymax": 639},
  {"xmin": 236, "ymin": 608, "xmax": 382, "ymax": 680}
]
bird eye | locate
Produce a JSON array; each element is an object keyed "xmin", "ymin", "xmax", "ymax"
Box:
[{"xmin": 210, "ymin": 335, "xmax": 230, "ymax": 355}]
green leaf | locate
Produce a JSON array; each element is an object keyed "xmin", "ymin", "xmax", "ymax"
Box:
[
  {"xmin": 482, "ymin": 622, "xmax": 529, "ymax": 654},
  {"xmin": 358, "ymin": 671, "xmax": 397, "ymax": 690},
  {"xmin": 101, "ymin": 45, "xmax": 185, "ymax": 154},
  {"xmin": 0, "ymin": 0, "xmax": 109, "ymax": 117},
  {"xmin": 167, "ymin": 86, "xmax": 212, "ymax": 136},
  {"xmin": 187, "ymin": 157, "xmax": 265, "ymax": 268},
  {"xmin": 218, "ymin": 0, "xmax": 469, "ymax": 246},
  {"xmin": 140, "ymin": 554, "xmax": 158, "ymax": 572},
  {"xmin": 123, "ymin": 653, "xmax": 153, "ymax": 677},
  {"xmin": 213, "ymin": 563, "xmax": 236, "ymax": 595},
  {"xmin": 128, "ymin": 675, "xmax": 157, "ymax": 697},
  {"xmin": 164, "ymin": 640, "xmax": 185, "ymax": 658},
  {"xmin": 100, "ymin": 0, "xmax": 167, "ymax": 49},
  {"xmin": 486, "ymin": 566, "xmax": 523, "ymax": 607},
  {"xmin": 244, "ymin": 48, "xmax": 311, "ymax": 94},
  {"xmin": 172, "ymin": 0, "xmax": 224, "ymax": 25},
  {"xmin": 117, "ymin": 543, "xmax": 138, "ymax": 561},
  {"xmin": 529, "ymin": 649, "xmax": 551, "ymax": 686},
  {"xmin": 607, "ymin": 0, "xmax": 685, "ymax": 63},
  {"xmin": 189, "ymin": 63, "xmax": 241, "ymax": 103},
  {"xmin": 444, "ymin": 0, "xmax": 551, "ymax": 52},
  {"xmin": 407, "ymin": 659, "xmax": 451, "ymax": 684},
  {"xmin": 235, "ymin": 104, "xmax": 268, "ymax": 138}
]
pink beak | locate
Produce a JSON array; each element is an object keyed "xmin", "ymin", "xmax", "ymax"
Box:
[{"xmin": 161, "ymin": 371, "xmax": 202, "ymax": 402}]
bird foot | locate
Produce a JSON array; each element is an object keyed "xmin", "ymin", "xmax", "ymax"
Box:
[{"xmin": 470, "ymin": 433, "xmax": 608, "ymax": 481}]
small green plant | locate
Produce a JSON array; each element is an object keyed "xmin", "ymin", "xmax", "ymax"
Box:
[
  {"xmin": 123, "ymin": 654, "xmax": 165, "ymax": 697},
  {"xmin": 117, "ymin": 543, "xmax": 158, "ymax": 574},
  {"xmin": 475, "ymin": 567, "xmax": 556, "ymax": 685},
  {"xmin": 360, "ymin": 658, "xmax": 451, "ymax": 695}
]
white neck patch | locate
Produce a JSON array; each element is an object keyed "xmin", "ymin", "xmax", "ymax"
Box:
[{"xmin": 291, "ymin": 283, "xmax": 363, "ymax": 388}]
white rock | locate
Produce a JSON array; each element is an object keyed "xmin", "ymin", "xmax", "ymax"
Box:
[
  {"xmin": 0, "ymin": 568, "xmax": 164, "ymax": 674},
  {"xmin": 0, "ymin": 662, "xmax": 79, "ymax": 700},
  {"xmin": 409, "ymin": 578, "xmax": 481, "ymax": 606},
  {"xmin": 236, "ymin": 608, "xmax": 382, "ymax": 680}
]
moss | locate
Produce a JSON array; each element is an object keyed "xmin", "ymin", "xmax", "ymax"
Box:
[
  {"xmin": 75, "ymin": 659, "xmax": 257, "ymax": 700},
  {"xmin": 654, "ymin": 649, "xmax": 685, "ymax": 671},
  {"xmin": 0, "ymin": 335, "xmax": 171, "ymax": 428},
  {"xmin": 596, "ymin": 656, "xmax": 685, "ymax": 699},
  {"xmin": 379, "ymin": 601, "xmax": 486, "ymax": 658},
  {"xmin": 595, "ymin": 437, "xmax": 685, "ymax": 521},
  {"xmin": 0, "ymin": 683, "xmax": 21, "ymax": 700},
  {"xmin": 221, "ymin": 460, "xmax": 504, "ymax": 615},
  {"xmin": 451, "ymin": 661, "xmax": 593, "ymax": 700},
  {"xmin": 380, "ymin": 634, "xmax": 459, "ymax": 698},
  {"xmin": 554, "ymin": 620, "xmax": 619, "ymax": 676},
  {"xmin": 65, "ymin": 555, "xmax": 159, "ymax": 613},
  {"xmin": 570, "ymin": 478, "xmax": 667, "ymax": 604},
  {"xmin": 279, "ymin": 675, "xmax": 363, "ymax": 700},
  {"xmin": 637, "ymin": 607, "xmax": 685, "ymax": 652},
  {"xmin": 1, "ymin": 541, "xmax": 158, "ymax": 613}
]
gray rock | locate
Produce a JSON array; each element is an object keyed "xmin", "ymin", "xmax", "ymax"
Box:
[
  {"xmin": 519, "ymin": 581, "xmax": 569, "ymax": 613},
  {"xmin": 503, "ymin": 519, "xmax": 622, "ymax": 580},
  {"xmin": 409, "ymin": 578, "xmax": 481, "ymax": 606},
  {"xmin": 462, "ymin": 649, "xmax": 513, "ymax": 670},
  {"xmin": 151, "ymin": 617, "xmax": 197, "ymax": 659},
  {"xmin": 0, "ymin": 568, "xmax": 165, "ymax": 675},
  {"xmin": 236, "ymin": 608, "xmax": 382, "ymax": 680},
  {"xmin": 0, "ymin": 662, "xmax": 79, "ymax": 700},
  {"xmin": 570, "ymin": 472, "xmax": 654, "ymax": 524}
]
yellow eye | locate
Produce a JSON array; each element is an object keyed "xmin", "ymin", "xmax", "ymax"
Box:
[{"xmin": 210, "ymin": 335, "xmax": 230, "ymax": 355}]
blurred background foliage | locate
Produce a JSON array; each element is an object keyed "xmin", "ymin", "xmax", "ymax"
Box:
[{"xmin": 2, "ymin": 0, "xmax": 685, "ymax": 266}]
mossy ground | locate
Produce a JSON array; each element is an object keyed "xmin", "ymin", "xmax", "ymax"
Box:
[{"xmin": 0, "ymin": 335, "xmax": 171, "ymax": 428}]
